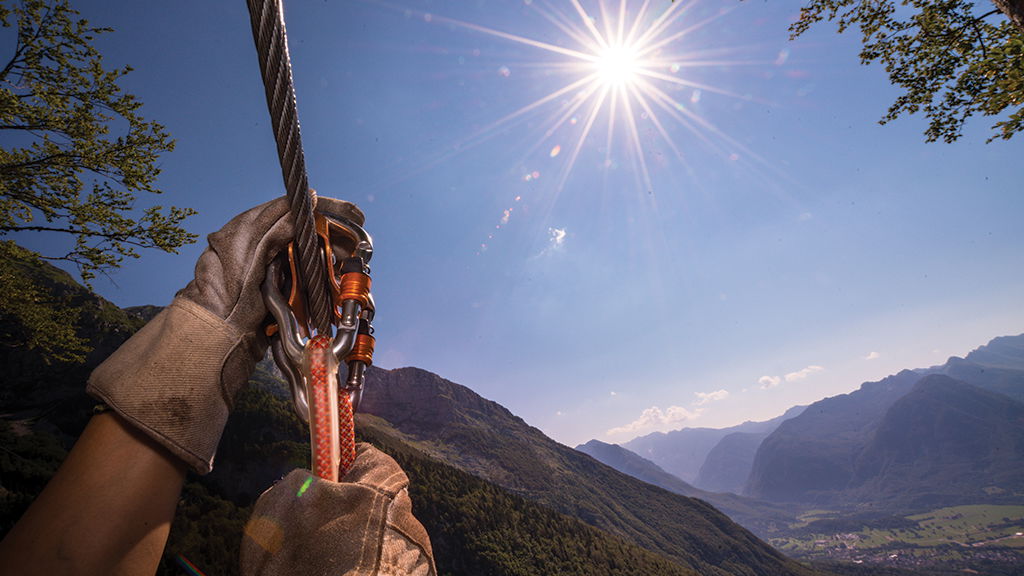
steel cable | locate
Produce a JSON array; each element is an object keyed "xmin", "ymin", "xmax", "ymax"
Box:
[{"xmin": 245, "ymin": 0, "xmax": 332, "ymax": 334}]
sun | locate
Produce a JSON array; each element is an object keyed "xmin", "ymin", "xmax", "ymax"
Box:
[
  {"xmin": 410, "ymin": 0, "xmax": 763, "ymax": 196},
  {"xmin": 594, "ymin": 43, "xmax": 641, "ymax": 88}
]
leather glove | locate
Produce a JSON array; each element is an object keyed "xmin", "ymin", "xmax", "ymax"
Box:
[
  {"xmin": 87, "ymin": 195, "xmax": 364, "ymax": 474},
  {"xmin": 241, "ymin": 443, "xmax": 436, "ymax": 576}
]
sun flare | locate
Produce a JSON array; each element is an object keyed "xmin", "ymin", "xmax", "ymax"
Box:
[{"xmin": 417, "ymin": 0, "xmax": 766, "ymax": 196}]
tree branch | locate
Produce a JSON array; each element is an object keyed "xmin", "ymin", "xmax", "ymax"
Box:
[
  {"xmin": 990, "ymin": 0, "xmax": 1024, "ymax": 34},
  {"xmin": 0, "ymin": 124, "xmax": 53, "ymax": 131},
  {"xmin": 0, "ymin": 151, "xmax": 82, "ymax": 173},
  {"xmin": 0, "ymin": 225, "xmax": 152, "ymax": 248}
]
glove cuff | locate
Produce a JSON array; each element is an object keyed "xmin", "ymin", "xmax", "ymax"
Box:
[{"xmin": 87, "ymin": 298, "xmax": 250, "ymax": 474}]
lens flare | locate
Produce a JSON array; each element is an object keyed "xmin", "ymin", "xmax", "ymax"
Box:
[
  {"xmin": 407, "ymin": 0, "xmax": 774, "ymax": 196},
  {"xmin": 175, "ymin": 554, "xmax": 209, "ymax": 576}
]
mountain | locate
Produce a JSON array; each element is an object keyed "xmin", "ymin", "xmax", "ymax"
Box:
[
  {"xmin": 1, "ymin": 251, "xmax": 823, "ymax": 576},
  {"xmin": 574, "ymin": 439, "xmax": 799, "ymax": 537},
  {"xmin": 697, "ymin": 431, "xmax": 770, "ymax": 493},
  {"xmin": 623, "ymin": 405, "xmax": 805, "ymax": 485},
  {"xmin": 0, "ymin": 245, "xmax": 145, "ymax": 416},
  {"xmin": 931, "ymin": 334, "xmax": 1024, "ymax": 403},
  {"xmin": 361, "ymin": 418, "xmax": 702, "ymax": 576},
  {"xmin": 576, "ymin": 439, "xmax": 700, "ymax": 496},
  {"xmin": 948, "ymin": 334, "xmax": 1024, "ymax": 371},
  {"xmin": 849, "ymin": 374, "xmax": 1024, "ymax": 506},
  {"xmin": 746, "ymin": 369, "xmax": 923, "ymax": 502},
  {"xmin": 202, "ymin": 384, "xmax": 714, "ymax": 576},
  {"xmin": 358, "ymin": 366, "xmax": 819, "ymax": 576},
  {"xmin": 747, "ymin": 335, "xmax": 1024, "ymax": 505},
  {"xmin": 208, "ymin": 368, "xmax": 823, "ymax": 576}
]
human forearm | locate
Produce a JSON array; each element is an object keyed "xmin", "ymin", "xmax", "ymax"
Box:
[{"xmin": 0, "ymin": 412, "xmax": 186, "ymax": 575}]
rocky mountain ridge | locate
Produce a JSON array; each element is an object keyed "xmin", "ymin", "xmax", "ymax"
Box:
[
  {"xmin": 747, "ymin": 335, "xmax": 1024, "ymax": 505},
  {"xmin": 357, "ymin": 365, "xmax": 818, "ymax": 575}
]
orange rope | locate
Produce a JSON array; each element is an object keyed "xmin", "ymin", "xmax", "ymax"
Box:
[{"xmin": 306, "ymin": 335, "xmax": 356, "ymax": 480}]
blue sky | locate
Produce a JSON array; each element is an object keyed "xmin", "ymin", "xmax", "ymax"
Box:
[{"xmin": 10, "ymin": 0, "xmax": 1024, "ymax": 447}]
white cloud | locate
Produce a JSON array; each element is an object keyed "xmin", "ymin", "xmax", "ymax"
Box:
[
  {"xmin": 549, "ymin": 227, "xmax": 566, "ymax": 247},
  {"xmin": 784, "ymin": 365, "xmax": 825, "ymax": 382},
  {"xmin": 532, "ymin": 227, "xmax": 568, "ymax": 259},
  {"xmin": 760, "ymin": 365, "xmax": 825, "ymax": 389},
  {"xmin": 607, "ymin": 405, "xmax": 701, "ymax": 437},
  {"xmin": 864, "ymin": 351, "xmax": 880, "ymax": 360},
  {"xmin": 798, "ymin": 212, "xmax": 813, "ymax": 221},
  {"xmin": 694, "ymin": 389, "xmax": 729, "ymax": 405},
  {"xmin": 610, "ymin": 391, "xmax": 617, "ymax": 397}
]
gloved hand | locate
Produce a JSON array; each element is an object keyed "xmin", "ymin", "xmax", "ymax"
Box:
[
  {"xmin": 87, "ymin": 195, "xmax": 364, "ymax": 474},
  {"xmin": 241, "ymin": 443, "xmax": 436, "ymax": 576}
]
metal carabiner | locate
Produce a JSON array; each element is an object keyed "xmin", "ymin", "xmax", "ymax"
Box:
[{"xmin": 262, "ymin": 212, "xmax": 376, "ymax": 422}]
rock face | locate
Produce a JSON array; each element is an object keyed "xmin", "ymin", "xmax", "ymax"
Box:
[
  {"xmin": 746, "ymin": 369, "xmax": 923, "ymax": 502},
  {"xmin": 696, "ymin": 432, "xmax": 769, "ymax": 494},
  {"xmin": 746, "ymin": 334, "xmax": 1024, "ymax": 506},
  {"xmin": 849, "ymin": 375, "xmax": 1024, "ymax": 505},
  {"xmin": 359, "ymin": 366, "xmax": 819, "ymax": 576}
]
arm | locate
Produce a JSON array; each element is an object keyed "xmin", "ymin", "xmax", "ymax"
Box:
[
  {"xmin": 0, "ymin": 198, "xmax": 297, "ymax": 573},
  {"xmin": 0, "ymin": 412, "xmax": 185, "ymax": 575},
  {"xmin": 0, "ymin": 195, "xmax": 365, "ymax": 573}
]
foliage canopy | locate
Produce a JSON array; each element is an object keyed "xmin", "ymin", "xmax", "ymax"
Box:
[
  {"xmin": 0, "ymin": 0, "xmax": 196, "ymax": 282},
  {"xmin": 791, "ymin": 0, "xmax": 1024, "ymax": 142}
]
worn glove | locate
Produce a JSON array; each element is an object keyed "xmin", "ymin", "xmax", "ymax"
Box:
[
  {"xmin": 87, "ymin": 195, "xmax": 364, "ymax": 474},
  {"xmin": 241, "ymin": 443, "xmax": 436, "ymax": 576}
]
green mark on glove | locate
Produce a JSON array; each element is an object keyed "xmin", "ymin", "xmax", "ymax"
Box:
[{"xmin": 297, "ymin": 476, "xmax": 314, "ymax": 498}]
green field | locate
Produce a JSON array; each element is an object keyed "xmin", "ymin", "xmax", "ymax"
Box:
[
  {"xmin": 770, "ymin": 505, "xmax": 1024, "ymax": 573},
  {"xmin": 905, "ymin": 505, "xmax": 1024, "ymax": 547}
]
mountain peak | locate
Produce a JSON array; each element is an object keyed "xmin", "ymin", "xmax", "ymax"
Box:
[
  {"xmin": 360, "ymin": 365, "xmax": 817, "ymax": 576},
  {"xmin": 360, "ymin": 365, "xmax": 529, "ymax": 437},
  {"xmin": 962, "ymin": 333, "xmax": 1024, "ymax": 370},
  {"xmin": 747, "ymin": 337, "xmax": 1024, "ymax": 505}
]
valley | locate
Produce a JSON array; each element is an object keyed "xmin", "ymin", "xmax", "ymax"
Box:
[{"xmin": 773, "ymin": 505, "xmax": 1024, "ymax": 574}]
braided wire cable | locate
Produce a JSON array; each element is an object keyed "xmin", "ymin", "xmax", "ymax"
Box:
[{"xmin": 246, "ymin": 0, "xmax": 333, "ymax": 334}]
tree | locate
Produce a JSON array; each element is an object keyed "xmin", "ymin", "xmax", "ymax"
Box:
[
  {"xmin": 1, "ymin": 0, "xmax": 196, "ymax": 282},
  {"xmin": 1, "ymin": 0, "xmax": 196, "ymax": 362},
  {"xmin": 0, "ymin": 240, "xmax": 88, "ymax": 362},
  {"xmin": 790, "ymin": 0, "xmax": 1024, "ymax": 142}
]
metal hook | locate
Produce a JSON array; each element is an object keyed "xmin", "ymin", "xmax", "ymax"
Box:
[
  {"xmin": 263, "ymin": 256, "xmax": 311, "ymax": 422},
  {"xmin": 263, "ymin": 218, "xmax": 376, "ymax": 422}
]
